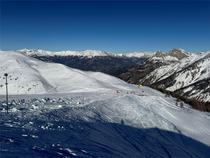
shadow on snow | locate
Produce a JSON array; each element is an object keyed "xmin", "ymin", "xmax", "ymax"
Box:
[{"xmin": 0, "ymin": 119, "xmax": 210, "ymax": 158}]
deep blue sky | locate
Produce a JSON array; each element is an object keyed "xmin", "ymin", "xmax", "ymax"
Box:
[{"xmin": 0, "ymin": 0, "xmax": 210, "ymax": 52}]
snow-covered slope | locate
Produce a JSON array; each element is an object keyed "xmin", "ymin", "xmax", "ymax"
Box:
[
  {"xmin": 0, "ymin": 51, "xmax": 132, "ymax": 94},
  {"xmin": 140, "ymin": 51, "xmax": 210, "ymax": 102},
  {"xmin": 0, "ymin": 50, "xmax": 210, "ymax": 157},
  {"xmin": 166, "ymin": 52, "xmax": 210, "ymax": 91},
  {"xmin": 142, "ymin": 53, "xmax": 200, "ymax": 84}
]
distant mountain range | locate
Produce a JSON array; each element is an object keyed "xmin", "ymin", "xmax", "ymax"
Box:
[
  {"xmin": 19, "ymin": 48, "xmax": 111, "ymax": 57},
  {"xmin": 18, "ymin": 48, "xmax": 153, "ymax": 58},
  {"xmin": 18, "ymin": 49, "xmax": 147, "ymax": 76}
]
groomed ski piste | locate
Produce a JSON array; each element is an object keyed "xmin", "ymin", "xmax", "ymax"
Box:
[{"xmin": 0, "ymin": 51, "xmax": 210, "ymax": 158}]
